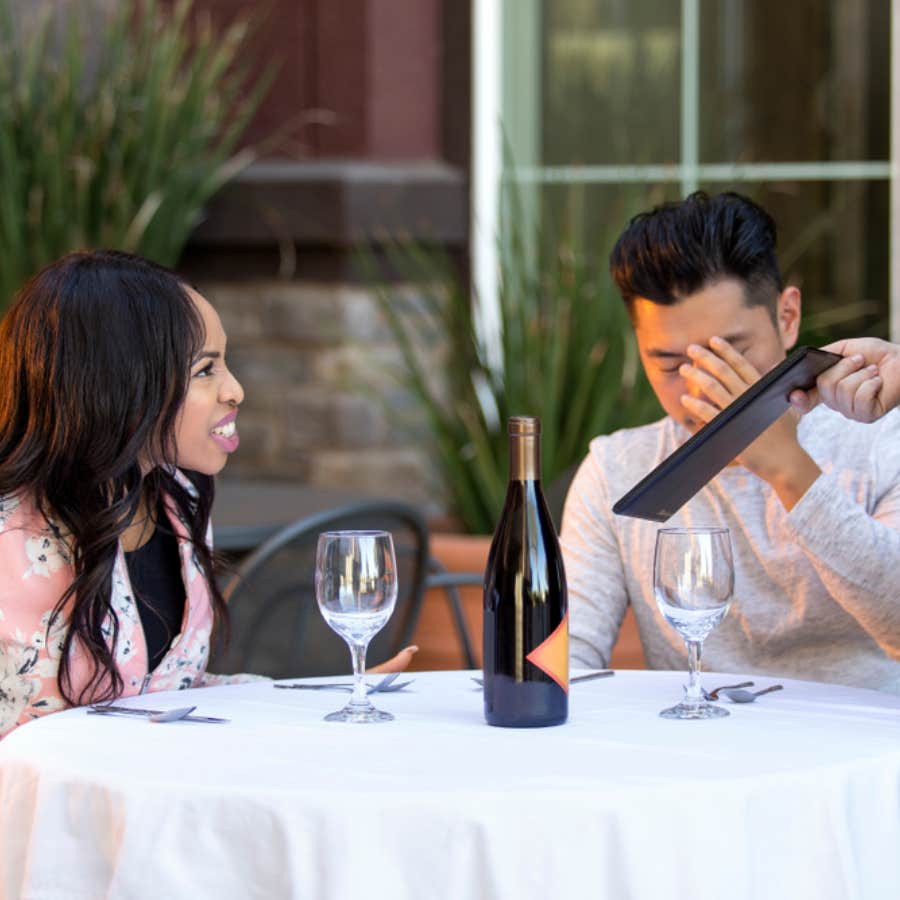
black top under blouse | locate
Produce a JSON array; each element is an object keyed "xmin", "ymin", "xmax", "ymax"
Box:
[{"xmin": 125, "ymin": 499, "xmax": 187, "ymax": 671}]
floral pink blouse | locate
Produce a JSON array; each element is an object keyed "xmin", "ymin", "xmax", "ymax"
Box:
[{"xmin": 0, "ymin": 472, "xmax": 232, "ymax": 738}]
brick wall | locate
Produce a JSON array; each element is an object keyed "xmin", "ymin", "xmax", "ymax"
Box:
[{"xmin": 202, "ymin": 279, "xmax": 445, "ymax": 515}]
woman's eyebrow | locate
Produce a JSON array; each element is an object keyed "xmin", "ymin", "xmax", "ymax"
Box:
[{"xmin": 192, "ymin": 350, "xmax": 220, "ymax": 364}]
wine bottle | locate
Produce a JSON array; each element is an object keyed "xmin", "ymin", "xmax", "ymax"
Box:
[{"xmin": 483, "ymin": 416, "xmax": 568, "ymax": 727}]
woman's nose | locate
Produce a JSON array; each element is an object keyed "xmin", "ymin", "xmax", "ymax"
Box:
[{"xmin": 221, "ymin": 369, "xmax": 244, "ymax": 406}]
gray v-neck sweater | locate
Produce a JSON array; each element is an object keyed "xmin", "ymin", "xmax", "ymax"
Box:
[{"xmin": 562, "ymin": 406, "xmax": 900, "ymax": 693}]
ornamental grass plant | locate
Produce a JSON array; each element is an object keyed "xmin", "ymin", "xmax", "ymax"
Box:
[
  {"xmin": 0, "ymin": 0, "xmax": 271, "ymax": 311},
  {"xmin": 374, "ymin": 206, "xmax": 662, "ymax": 536}
]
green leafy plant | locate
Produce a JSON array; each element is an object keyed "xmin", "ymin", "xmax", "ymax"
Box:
[
  {"xmin": 373, "ymin": 215, "xmax": 662, "ymax": 535},
  {"xmin": 0, "ymin": 0, "xmax": 272, "ymax": 310}
]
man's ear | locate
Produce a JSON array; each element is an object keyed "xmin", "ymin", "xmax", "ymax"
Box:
[{"xmin": 776, "ymin": 286, "xmax": 801, "ymax": 350}]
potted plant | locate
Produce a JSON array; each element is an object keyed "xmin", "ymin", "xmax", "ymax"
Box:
[
  {"xmin": 371, "ymin": 196, "xmax": 662, "ymax": 667},
  {"xmin": 374, "ymin": 209, "xmax": 662, "ymax": 537},
  {"xmin": 0, "ymin": 0, "xmax": 271, "ymax": 311}
]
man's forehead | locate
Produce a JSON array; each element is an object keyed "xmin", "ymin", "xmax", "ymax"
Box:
[
  {"xmin": 631, "ymin": 283, "xmax": 770, "ymax": 351},
  {"xmin": 642, "ymin": 330, "xmax": 754, "ymax": 358}
]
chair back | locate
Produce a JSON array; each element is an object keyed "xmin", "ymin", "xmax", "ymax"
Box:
[{"xmin": 213, "ymin": 500, "xmax": 429, "ymax": 678}]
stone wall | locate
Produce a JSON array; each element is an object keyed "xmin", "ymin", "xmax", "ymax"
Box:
[{"xmin": 201, "ymin": 279, "xmax": 446, "ymax": 516}]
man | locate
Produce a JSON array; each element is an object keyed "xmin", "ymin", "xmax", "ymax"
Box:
[
  {"xmin": 790, "ymin": 337, "xmax": 900, "ymax": 422},
  {"xmin": 562, "ymin": 192, "xmax": 900, "ymax": 692}
]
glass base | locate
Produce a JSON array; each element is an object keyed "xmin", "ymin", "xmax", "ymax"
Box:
[
  {"xmin": 325, "ymin": 704, "xmax": 394, "ymax": 724},
  {"xmin": 659, "ymin": 701, "xmax": 729, "ymax": 720}
]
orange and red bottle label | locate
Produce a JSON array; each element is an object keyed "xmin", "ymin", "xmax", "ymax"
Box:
[{"xmin": 526, "ymin": 612, "xmax": 569, "ymax": 693}]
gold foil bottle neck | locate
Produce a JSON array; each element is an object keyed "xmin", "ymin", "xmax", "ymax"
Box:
[
  {"xmin": 508, "ymin": 416, "xmax": 541, "ymax": 436},
  {"xmin": 508, "ymin": 416, "xmax": 541, "ymax": 481}
]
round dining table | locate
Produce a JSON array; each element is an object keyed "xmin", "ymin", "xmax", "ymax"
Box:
[{"xmin": 1, "ymin": 669, "xmax": 899, "ymax": 900}]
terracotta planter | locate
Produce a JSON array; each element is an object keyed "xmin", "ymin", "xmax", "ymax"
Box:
[
  {"xmin": 608, "ymin": 607, "xmax": 646, "ymax": 670},
  {"xmin": 410, "ymin": 533, "xmax": 491, "ymax": 671}
]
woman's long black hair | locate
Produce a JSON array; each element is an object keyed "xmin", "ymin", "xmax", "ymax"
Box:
[{"xmin": 0, "ymin": 250, "xmax": 228, "ymax": 705}]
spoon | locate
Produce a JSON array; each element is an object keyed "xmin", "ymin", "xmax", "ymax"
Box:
[
  {"xmin": 148, "ymin": 705, "xmax": 197, "ymax": 723},
  {"xmin": 722, "ymin": 685, "xmax": 784, "ymax": 704},
  {"xmin": 702, "ymin": 681, "xmax": 754, "ymax": 701}
]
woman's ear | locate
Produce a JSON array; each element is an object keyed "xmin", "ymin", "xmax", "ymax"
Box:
[{"xmin": 776, "ymin": 286, "xmax": 801, "ymax": 350}]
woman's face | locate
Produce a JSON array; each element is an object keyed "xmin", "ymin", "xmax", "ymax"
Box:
[{"xmin": 173, "ymin": 290, "xmax": 244, "ymax": 475}]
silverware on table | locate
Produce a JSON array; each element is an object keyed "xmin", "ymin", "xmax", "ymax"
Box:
[
  {"xmin": 702, "ymin": 681, "xmax": 755, "ymax": 702},
  {"xmin": 149, "ymin": 706, "xmax": 196, "ymax": 723},
  {"xmin": 723, "ymin": 684, "xmax": 784, "ymax": 704},
  {"xmin": 470, "ymin": 670, "xmax": 615, "ymax": 688},
  {"xmin": 88, "ymin": 704, "xmax": 229, "ymax": 724},
  {"xmin": 274, "ymin": 671, "xmax": 414, "ymax": 694}
]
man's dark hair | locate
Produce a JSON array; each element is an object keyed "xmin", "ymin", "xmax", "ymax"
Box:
[{"xmin": 609, "ymin": 191, "xmax": 784, "ymax": 317}]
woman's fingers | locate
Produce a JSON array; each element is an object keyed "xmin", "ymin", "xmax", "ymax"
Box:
[{"xmin": 369, "ymin": 645, "xmax": 419, "ymax": 673}]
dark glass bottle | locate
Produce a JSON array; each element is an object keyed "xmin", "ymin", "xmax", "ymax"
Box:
[{"xmin": 482, "ymin": 416, "xmax": 568, "ymax": 727}]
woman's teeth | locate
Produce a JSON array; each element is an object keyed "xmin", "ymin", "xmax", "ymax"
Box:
[{"xmin": 212, "ymin": 421, "xmax": 235, "ymax": 438}]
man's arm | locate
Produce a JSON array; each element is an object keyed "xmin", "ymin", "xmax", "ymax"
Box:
[
  {"xmin": 789, "ymin": 337, "xmax": 900, "ymax": 423},
  {"xmin": 783, "ymin": 419, "xmax": 900, "ymax": 658},
  {"xmin": 561, "ymin": 451, "xmax": 631, "ymax": 668}
]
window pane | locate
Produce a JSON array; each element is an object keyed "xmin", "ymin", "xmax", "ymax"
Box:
[
  {"xmin": 699, "ymin": 0, "xmax": 890, "ymax": 163},
  {"xmin": 539, "ymin": 0, "xmax": 681, "ymax": 166}
]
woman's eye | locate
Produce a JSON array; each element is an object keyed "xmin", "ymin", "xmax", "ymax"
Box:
[{"xmin": 193, "ymin": 362, "xmax": 215, "ymax": 378}]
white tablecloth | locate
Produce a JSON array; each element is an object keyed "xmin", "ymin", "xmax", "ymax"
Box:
[{"xmin": 2, "ymin": 669, "xmax": 899, "ymax": 900}]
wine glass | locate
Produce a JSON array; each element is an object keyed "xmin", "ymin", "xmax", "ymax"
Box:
[
  {"xmin": 653, "ymin": 526, "xmax": 734, "ymax": 720},
  {"xmin": 315, "ymin": 530, "xmax": 398, "ymax": 723}
]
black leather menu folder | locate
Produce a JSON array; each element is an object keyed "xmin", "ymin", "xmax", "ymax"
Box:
[{"xmin": 612, "ymin": 346, "xmax": 842, "ymax": 523}]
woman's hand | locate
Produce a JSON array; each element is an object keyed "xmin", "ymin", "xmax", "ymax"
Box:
[{"xmin": 369, "ymin": 645, "xmax": 419, "ymax": 673}]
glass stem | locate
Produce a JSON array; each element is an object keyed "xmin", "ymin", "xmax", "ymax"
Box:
[
  {"xmin": 350, "ymin": 642, "xmax": 369, "ymax": 705},
  {"xmin": 685, "ymin": 640, "xmax": 703, "ymax": 706}
]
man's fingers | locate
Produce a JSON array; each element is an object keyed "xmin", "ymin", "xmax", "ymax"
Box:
[
  {"xmin": 680, "ymin": 393, "xmax": 719, "ymax": 424},
  {"xmin": 821, "ymin": 338, "xmax": 851, "ymax": 356},
  {"xmin": 850, "ymin": 374, "xmax": 884, "ymax": 424},
  {"xmin": 686, "ymin": 342, "xmax": 749, "ymax": 396},
  {"xmin": 829, "ymin": 365, "xmax": 878, "ymax": 414},
  {"xmin": 708, "ymin": 335, "xmax": 760, "ymax": 384},
  {"xmin": 789, "ymin": 386, "xmax": 819, "ymax": 413},
  {"xmin": 679, "ymin": 364, "xmax": 733, "ymax": 410}
]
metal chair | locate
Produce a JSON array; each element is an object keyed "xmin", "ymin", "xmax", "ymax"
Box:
[
  {"xmin": 424, "ymin": 557, "xmax": 480, "ymax": 669},
  {"xmin": 212, "ymin": 500, "xmax": 430, "ymax": 678}
]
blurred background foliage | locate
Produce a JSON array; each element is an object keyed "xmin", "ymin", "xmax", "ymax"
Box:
[
  {"xmin": 0, "ymin": 0, "xmax": 271, "ymax": 312},
  {"xmin": 372, "ymin": 186, "xmax": 662, "ymax": 536}
]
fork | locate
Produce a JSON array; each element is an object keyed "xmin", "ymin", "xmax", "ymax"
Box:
[
  {"xmin": 273, "ymin": 672, "xmax": 413, "ymax": 694},
  {"xmin": 88, "ymin": 704, "xmax": 229, "ymax": 723}
]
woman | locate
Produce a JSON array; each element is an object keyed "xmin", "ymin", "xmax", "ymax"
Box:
[
  {"xmin": 0, "ymin": 250, "xmax": 247, "ymax": 737},
  {"xmin": 0, "ymin": 250, "xmax": 415, "ymax": 737}
]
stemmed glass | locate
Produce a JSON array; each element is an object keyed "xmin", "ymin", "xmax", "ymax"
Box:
[
  {"xmin": 315, "ymin": 530, "xmax": 398, "ymax": 723},
  {"xmin": 654, "ymin": 526, "xmax": 734, "ymax": 720}
]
